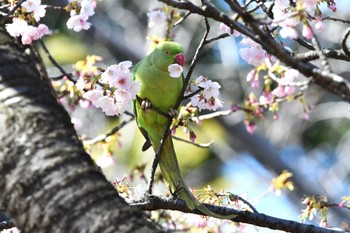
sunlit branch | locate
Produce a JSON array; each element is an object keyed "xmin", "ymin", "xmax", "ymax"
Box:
[
  {"xmin": 172, "ymin": 135, "xmax": 214, "ymax": 148},
  {"xmin": 131, "ymin": 195, "xmax": 343, "ymax": 233}
]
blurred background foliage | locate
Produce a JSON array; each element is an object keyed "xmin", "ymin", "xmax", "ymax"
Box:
[{"xmin": 41, "ymin": 0, "xmax": 349, "ymax": 230}]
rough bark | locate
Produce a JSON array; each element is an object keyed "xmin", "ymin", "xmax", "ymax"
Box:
[{"xmin": 0, "ymin": 24, "xmax": 159, "ymax": 233}]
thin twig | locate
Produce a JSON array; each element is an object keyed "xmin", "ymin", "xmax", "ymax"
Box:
[
  {"xmin": 176, "ymin": 16, "xmax": 210, "ymax": 106},
  {"xmin": 205, "ymin": 33, "xmax": 231, "ymax": 45},
  {"xmin": 322, "ymin": 16, "xmax": 350, "ymax": 24},
  {"xmin": 146, "ymin": 120, "xmax": 172, "ymax": 194},
  {"xmin": 173, "ymin": 11, "xmax": 191, "ymax": 27},
  {"xmin": 38, "ymin": 39, "xmax": 75, "ymax": 83},
  {"xmin": 183, "ymin": 88, "xmax": 202, "ymax": 99},
  {"xmin": 294, "ymin": 37, "xmax": 315, "ymax": 50},
  {"xmin": 195, "ymin": 110, "xmax": 233, "ymax": 121},
  {"xmin": 226, "ymin": 192, "xmax": 259, "ymax": 214},
  {"xmin": 172, "ymin": 135, "xmax": 214, "ymax": 148},
  {"xmin": 311, "ymin": 34, "xmax": 332, "ymax": 72},
  {"xmin": 83, "ymin": 114, "xmax": 135, "ymax": 145},
  {"xmin": 341, "ymin": 27, "xmax": 350, "ymax": 57}
]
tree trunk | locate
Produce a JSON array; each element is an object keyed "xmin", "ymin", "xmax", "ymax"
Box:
[{"xmin": 0, "ymin": 23, "xmax": 159, "ymax": 233}]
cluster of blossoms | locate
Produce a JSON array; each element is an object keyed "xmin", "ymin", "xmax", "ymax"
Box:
[
  {"xmin": 301, "ymin": 195, "xmax": 329, "ymax": 228},
  {"xmin": 273, "ymin": 0, "xmax": 336, "ymax": 40},
  {"xmin": 5, "ymin": 0, "xmax": 48, "ymax": 45},
  {"xmin": 5, "ymin": 0, "xmax": 95, "ymax": 45},
  {"xmin": 66, "ymin": 0, "xmax": 95, "ymax": 32},
  {"xmin": 83, "ymin": 61, "xmax": 140, "ymax": 116},
  {"xmin": 218, "ymin": 0, "xmax": 332, "ymax": 133},
  {"xmin": 188, "ymin": 76, "xmax": 223, "ymax": 111}
]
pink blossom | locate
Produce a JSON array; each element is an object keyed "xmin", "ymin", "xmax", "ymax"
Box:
[
  {"xmin": 302, "ymin": 24, "xmax": 313, "ymax": 40},
  {"xmin": 168, "ymin": 64, "xmax": 183, "ymax": 78},
  {"xmin": 259, "ymin": 91, "xmax": 273, "ymax": 105},
  {"xmin": 271, "ymin": 85, "xmax": 287, "ymax": 98},
  {"xmin": 83, "ymin": 88, "xmax": 104, "ymax": 102},
  {"xmin": 37, "ymin": 24, "xmax": 49, "ymax": 36},
  {"xmin": 246, "ymin": 121, "xmax": 257, "ymax": 134},
  {"xmin": 239, "ymin": 47, "xmax": 265, "ymax": 66},
  {"xmin": 239, "ymin": 38, "xmax": 267, "ymax": 66},
  {"xmin": 203, "ymin": 82, "xmax": 220, "ymax": 98},
  {"xmin": 271, "ymin": 69, "xmax": 298, "ymax": 97},
  {"xmin": 21, "ymin": 26, "xmax": 40, "ymax": 44},
  {"xmin": 279, "ymin": 26, "xmax": 298, "ymax": 39},
  {"xmin": 22, "ymin": 0, "xmax": 46, "ymax": 21},
  {"xmin": 101, "ymin": 61, "xmax": 134, "ymax": 89},
  {"xmin": 314, "ymin": 20, "xmax": 324, "ymax": 32},
  {"xmin": 147, "ymin": 10, "xmax": 167, "ymax": 28},
  {"xmin": 191, "ymin": 76, "xmax": 223, "ymax": 111},
  {"xmin": 327, "ymin": 1, "xmax": 336, "ymax": 12},
  {"xmin": 284, "ymin": 69, "xmax": 299, "ymax": 82},
  {"xmin": 207, "ymin": 97, "xmax": 223, "ymax": 110},
  {"xmin": 303, "ymin": 0, "xmax": 318, "ymax": 11},
  {"xmin": 219, "ymin": 23, "xmax": 240, "ymax": 37},
  {"xmin": 95, "ymin": 155, "xmax": 115, "ymax": 168},
  {"xmin": 75, "ymin": 77, "xmax": 85, "ymax": 90},
  {"xmin": 20, "ymin": 24, "xmax": 48, "ymax": 44},
  {"xmin": 80, "ymin": 0, "xmax": 95, "ymax": 17},
  {"xmin": 274, "ymin": 0, "xmax": 290, "ymax": 10},
  {"xmin": 5, "ymin": 18, "xmax": 28, "ymax": 37},
  {"xmin": 67, "ymin": 15, "xmax": 91, "ymax": 32},
  {"xmin": 246, "ymin": 69, "xmax": 259, "ymax": 89},
  {"xmin": 195, "ymin": 76, "xmax": 211, "ymax": 88}
]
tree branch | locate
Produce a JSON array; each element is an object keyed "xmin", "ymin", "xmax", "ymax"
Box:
[
  {"xmin": 160, "ymin": 0, "xmax": 350, "ymax": 100},
  {"xmin": 132, "ymin": 195, "xmax": 344, "ymax": 233}
]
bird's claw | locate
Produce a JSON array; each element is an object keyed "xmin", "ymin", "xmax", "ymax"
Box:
[
  {"xmin": 168, "ymin": 108, "xmax": 178, "ymax": 118},
  {"xmin": 141, "ymin": 99, "xmax": 152, "ymax": 112}
]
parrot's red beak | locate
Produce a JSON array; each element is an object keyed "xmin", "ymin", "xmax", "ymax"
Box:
[{"xmin": 174, "ymin": 53, "xmax": 185, "ymax": 67}]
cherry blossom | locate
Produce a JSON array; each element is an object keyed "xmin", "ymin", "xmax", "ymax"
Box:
[
  {"xmin": 83, "ymin": 62, "xmax": 139, "ymax": 116},
  {"xmin": 147, "ymin": 9, "xmax": 167, "ymax": 28},
  {"xmin": 239, "ymin": 37, "xmax": 268, "ymax": 66},
  {"xmin": 5, "ymin": 18, "xmax": 28, "ymax": 37},
  {"xmin": 303, "ymin": 0, "xmax": 318, "ymax": 11},
  {"xmin": 67, "ymin": 0, "xmax": 95, "ymax": 32},
  {"xmin": 314, "ymin": 20, "xmax": 325, "ymax": 33},
  {"xmin": 302, "ymin": 24, "xmax": 313, "ymax": 40},
  {"xmin": 21, "ymin": 24, "xmax": 49, "ymax": 45},
  {"xmin": 246, "ymin": 69, "xmax": 259, "ymax": 89},
  {"xmin": 66, "ymin": 15, "xmax": 91, "ymax": 32},
  {"xmin": 190, "ymin": 76, "xmax": 223, "ymax": 111},
  {"xmin": 80, "ymin": 0, "xmax": 95, "ymax": 17},
  {"xmin": 6, "ymin": 18, "xmax": 49, "ymax": 45},
  {"xmin": 259, "ymin": 91, "xmax": 273, "ymax": 105},
  {"xmin": 246, "ymin": 121, "xmax": 257, "ymax": 134},
  {"xmin": 22, "ymin": 0, "xmax": 47, "ymax": 21},
  {"xmin": 271, "ymin": 69, "xmax": 299, "ymax": 98},
  {"xmin": 168, "ymin": 64, "xmax": 183, "ymax": 78}
]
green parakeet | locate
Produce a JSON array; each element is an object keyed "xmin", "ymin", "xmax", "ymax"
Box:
[{"xmin": 132, "ymin": 41, "xmax": 234, "ymax": 219}]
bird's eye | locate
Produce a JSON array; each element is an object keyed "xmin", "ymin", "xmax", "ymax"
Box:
[{"xmin": 165, "ymin": 51, "xmax": 170, "ymax": 55}]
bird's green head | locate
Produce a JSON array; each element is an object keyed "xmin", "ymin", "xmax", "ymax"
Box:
[{"xmin": 152, "ymin": 41, "xmax": 185, "ymax": 71}]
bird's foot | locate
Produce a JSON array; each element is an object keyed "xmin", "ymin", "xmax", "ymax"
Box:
[
  {"xmin": 168, "ymin": 107, "xmax": 178, "ymax": 118},
  {"xmin": 170, "ymin": 182, "xmax": 184, "ymax": 199},
  {"xmin": 141, "ymin": 99, "xmax": 152, "ymax": 112}
]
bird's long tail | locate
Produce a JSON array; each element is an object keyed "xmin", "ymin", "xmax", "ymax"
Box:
[{"xmin": 151, "ymin": 135, "xmax": 235, "ymax": 219}]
